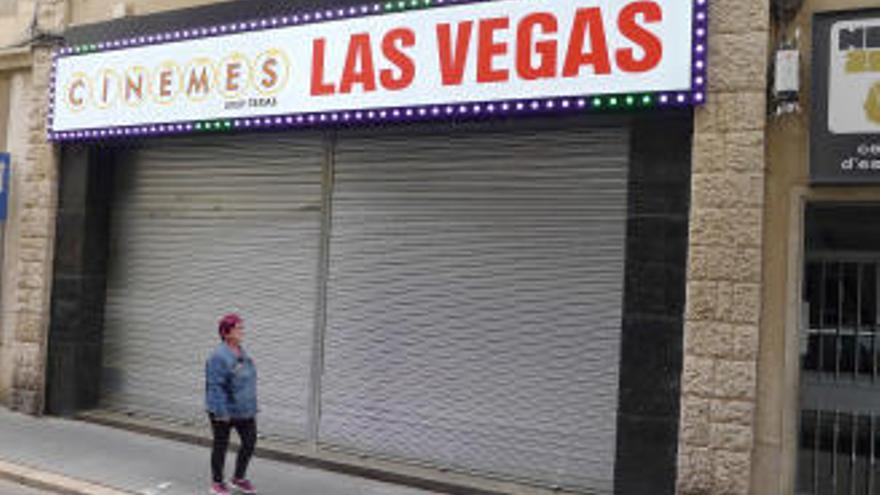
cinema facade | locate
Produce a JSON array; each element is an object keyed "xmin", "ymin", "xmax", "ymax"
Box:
[{"xmin": 0, "ymin": 0, "xmax": 773, "ymax": 493}]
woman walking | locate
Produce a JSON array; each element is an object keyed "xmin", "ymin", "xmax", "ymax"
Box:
[{"xmin": 205, "ymin": 313, "xmax": 258, "ymax": 495}]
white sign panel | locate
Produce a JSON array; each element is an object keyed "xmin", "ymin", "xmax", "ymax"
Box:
[
  {"xmin": 51, "ymin": 0, "xmax": 699, "ymax": 135},
  {"xmin": 830, "ymin": 18, "xmax": 880, "ymax": 134}
]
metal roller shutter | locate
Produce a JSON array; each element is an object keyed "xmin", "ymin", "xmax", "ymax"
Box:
[
  {"xmin": 101, "ymin": 133, "xmax": 323, "ymax": 443},
  {"xmin": 321, "ymin": 124, "xmax": 630, "ymax": 493}
]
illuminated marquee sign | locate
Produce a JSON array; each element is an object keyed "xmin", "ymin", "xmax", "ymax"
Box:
[{"xmin": 49, "ymin": 0, "xmax": 708, "ymax": 141}]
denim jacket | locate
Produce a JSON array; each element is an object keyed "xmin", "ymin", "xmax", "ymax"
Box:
[{"xmin": 205, "ymin": 343, "xmax": 258, "ymax": 419}]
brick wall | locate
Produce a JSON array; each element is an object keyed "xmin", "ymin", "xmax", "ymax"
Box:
[{"xmin": 677, "ymin": 0, "xmax": 770, "ymax": 494}]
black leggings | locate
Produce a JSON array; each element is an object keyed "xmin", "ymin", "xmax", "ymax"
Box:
[{"xmin": 209, "ymin": 415, "xmax": 257, "ymax": 483}]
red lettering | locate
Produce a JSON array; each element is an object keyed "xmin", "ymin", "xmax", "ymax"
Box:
[
  {"xmin": 381, "ymin": 28, "xmax": 416, "ymax": 91},
  {"xmin": 311, "ymin": 39, "xmax": 335, "ymax": 96},
  {"xmin": 616, "ymin": 1, "xmax": 663, "ymax": 72},
  {"xmin": 516, "ymin": 13, "xmax": 558, "ymax": 80},
  {"xmin": 563, "ymin": 8, "xmax": 612, "ymax": 77},
  {"xmin": 437, "ymin": 22, "xmax": 473, "ymax": 86},
  {"xmin": 340, "ymin": 33, "xmax": 377, "ymax": 93},
  {"xmin": 477, "ymin": 17, "xmax": 509, "ymax": 83}
]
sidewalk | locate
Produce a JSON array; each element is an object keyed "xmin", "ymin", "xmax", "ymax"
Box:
[
  {"xmin": 0, "ymin": 476, "xmax": 57, "ymax": 495},
  {"xmin": 0, "ymin": 408, "xmax": 439, "ymax": 495}
]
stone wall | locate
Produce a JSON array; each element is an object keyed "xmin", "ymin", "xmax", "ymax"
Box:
[
  {"xmin": 676, "ymin": 1, "xmax": 770, "ymax": 494},
  {"xmin": 2, "ymin": 0, "xmax": 67, "ymax": 414}
]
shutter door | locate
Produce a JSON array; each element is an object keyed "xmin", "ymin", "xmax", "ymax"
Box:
[
  {"xmin": 321, "ymin": 124, "xmax": 630, "ymax": 493},
  {"xmin": 102, "ymin": 133, "xmax": 323, "ymax": 442}
]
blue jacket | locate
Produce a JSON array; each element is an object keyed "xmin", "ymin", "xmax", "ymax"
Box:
[{"xmin": 205, "ymin": 344, "xmax": 258, "ymax": 419}]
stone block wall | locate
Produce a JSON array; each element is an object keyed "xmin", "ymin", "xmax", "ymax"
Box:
[
  {"xmin": 677, "ymin": 0, "xmax": 770, "ymax": 494},
  {"xmin": 2, "ymin": 0, "xmax": 67, "ymax": 414}
]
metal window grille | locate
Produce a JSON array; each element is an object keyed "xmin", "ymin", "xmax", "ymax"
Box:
[{"xmin": 798, "ymin": 259, "xmax": 880, "ymax": 495}]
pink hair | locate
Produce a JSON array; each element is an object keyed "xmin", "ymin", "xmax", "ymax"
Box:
[{"xmin": 218, "ymin": 313, "xmax": 242, "ymax": 341}]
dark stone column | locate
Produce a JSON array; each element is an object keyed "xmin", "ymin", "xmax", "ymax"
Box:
[
  {"xmin": 614, "ymin": 112, "xmax": 693, "ymax": 495},
  {"xmin": 45, "ymin": 145, "xmax": 114, "ymax": 415}
]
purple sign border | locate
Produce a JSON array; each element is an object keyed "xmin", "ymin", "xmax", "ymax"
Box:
[{"xmin": 47, "ymin": 0, "xmax": 709, "ymax": 142}]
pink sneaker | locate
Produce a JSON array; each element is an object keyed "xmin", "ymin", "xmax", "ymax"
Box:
[
  {"xmin": 210, "ymin": 482, "xmax": 230, "ymax": 495},
  {"xmin": 231, "ymin": 478, "xmax": 257, "ymax": 494}
]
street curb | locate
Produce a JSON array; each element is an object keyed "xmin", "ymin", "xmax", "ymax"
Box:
[{"xmin": 0, "ymin": 459, "xmax": 134, "ymax": 495}]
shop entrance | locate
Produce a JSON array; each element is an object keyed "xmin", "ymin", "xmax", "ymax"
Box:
[
  {"xmin": 94, "ymin": 119, "xmax": 633, "ymax": 493},
  {"xmin": 798, "ymin": 204, "xmax": 880, "ymax": 495}
]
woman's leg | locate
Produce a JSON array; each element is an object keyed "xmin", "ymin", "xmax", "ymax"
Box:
[
  {"xmin": 210, "ymin": 415, "xmax": 233, "ymax": 483},
  {"xmin": 232, "ymin": 418, "xmax": 257, "ymax": 480}
]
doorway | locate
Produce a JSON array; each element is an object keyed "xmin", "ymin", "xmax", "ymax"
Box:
[{"xmin": 798, "ymin": 204, "xmax": 880, "ymax": 494}]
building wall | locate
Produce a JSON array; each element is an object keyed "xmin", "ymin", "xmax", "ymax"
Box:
[
  {"xmin": 757, "ymin": 1, "xmax": 880, "ymax": 494},
  {"xmin": 0, "ymin": 1, "xmax": 42, "ymax": 48},
  {"xmin": 70, "ymin": 0, "xmax": 225, "ymax": 25},
  {"xmin": 0, "ymin": 3, "xmax": 24, "ymax": 404},
  {"xmin": 0, "ymin": 0, "xmax": 53, "ymax": 413},
  {"xmin": 5, "ymin": 49, "xmax": 59, "ymax": 411},
  {"xmin": 676, "ymin": 0, "xmax": 771, "ymax": 494}
]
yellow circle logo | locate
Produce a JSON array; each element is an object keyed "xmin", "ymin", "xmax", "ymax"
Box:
[{"xmin": 866, "ymin": 81, "xmax": 880, "ymax": 125}]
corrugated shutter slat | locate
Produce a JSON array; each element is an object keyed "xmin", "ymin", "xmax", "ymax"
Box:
[
  {"xmin": 321, "ymin": 126, "xmax": 630, "ymax": 493},
  {"xmin": 102, "ymin": 133, "xmax": 323, "ymax": 443}
]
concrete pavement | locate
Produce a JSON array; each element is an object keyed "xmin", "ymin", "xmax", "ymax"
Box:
[{"xmin": 0, "ymin": 408, "xmax": 440, "ymax": 495}]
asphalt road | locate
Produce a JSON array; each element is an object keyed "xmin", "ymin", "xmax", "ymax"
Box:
[{"xmin": 0, "ymin": 478, "xmax": 56, "ymax": 494}]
